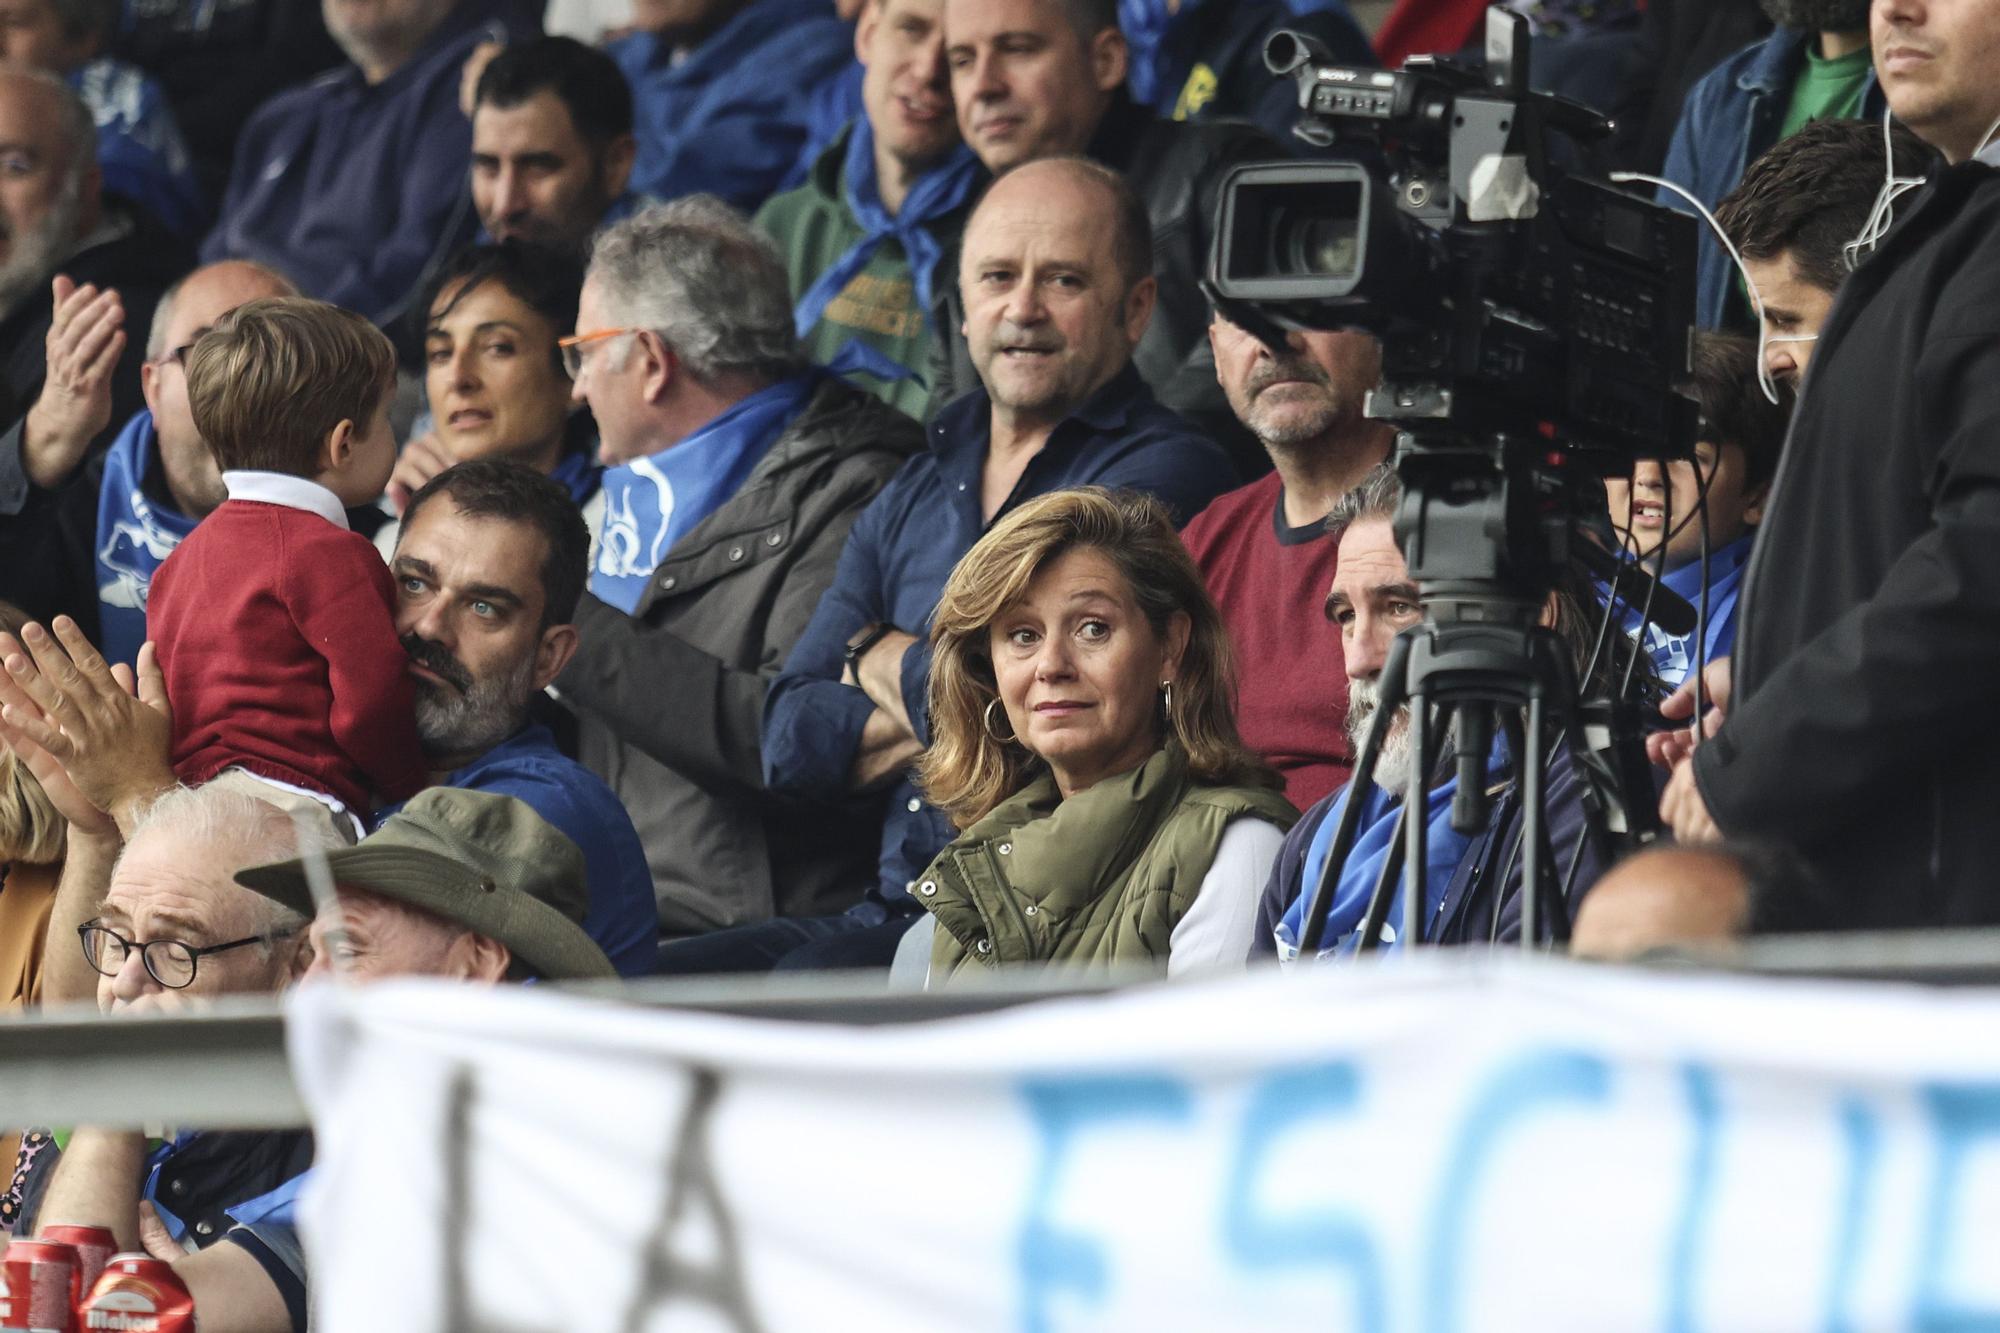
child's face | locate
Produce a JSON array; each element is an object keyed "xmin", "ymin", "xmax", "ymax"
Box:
[
  {"xmin": 327, "ymin": 393, "xmax": 397, "ymax": 508},
  {"xmin": 1604, "ymin": 439, "xmax": 1764, "ymax": 571}
]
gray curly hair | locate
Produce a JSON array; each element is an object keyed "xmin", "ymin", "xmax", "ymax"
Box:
[{"xmin": 585, "ymin": 195, "xmax": 805, "ymax": 388}]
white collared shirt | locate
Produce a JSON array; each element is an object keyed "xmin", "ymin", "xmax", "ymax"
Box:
[{"xmin": 222, "ymin": 470, "xmax": 349, "ymax": 531}]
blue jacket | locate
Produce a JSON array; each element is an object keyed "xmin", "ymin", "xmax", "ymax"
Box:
[
  {"xmin": 200, "ymin": 0, "xmax": 532, "ymax": 325},
  {"xmin": 71, "ymin": 58, "xmax": 208, "ymax": 239},
  {"xmin": 376, "ymin": 724, "xmax": 658, "ymax": 977},
  {"xmin": 1659, "ymin": 29, "xmax": 1884, "ymax": 329},
  {"xmin": 761, "ymin": 365, "xmax": 1236, "ymax": 905},
  {"xmin": 611, "ymin": 0, "xmax": 855, "ymax": 212}
]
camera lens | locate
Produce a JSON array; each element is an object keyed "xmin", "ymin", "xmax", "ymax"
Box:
[{"xmin": 1277, "ymin": 212, "xmax": 1360, "ymax": 279}]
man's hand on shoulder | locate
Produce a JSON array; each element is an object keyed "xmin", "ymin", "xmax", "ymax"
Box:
[{"xmin": 23, "ymin": 276, "xmax": 125, "ymax": 491}]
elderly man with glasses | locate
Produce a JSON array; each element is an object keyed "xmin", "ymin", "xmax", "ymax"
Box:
[{"xmin": 9, "ymin": 782, "xmax": 328, "ymax": 1270}]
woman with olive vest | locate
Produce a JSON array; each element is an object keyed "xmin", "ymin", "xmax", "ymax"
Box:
[{"xmin": 902, "ymin": 488, "xmax": 1298, "ymax": 985}]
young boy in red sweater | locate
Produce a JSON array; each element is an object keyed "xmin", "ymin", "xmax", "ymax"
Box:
[{"xmin": 147, "ymin": 297, "xmax": 427, "ymax": 838}]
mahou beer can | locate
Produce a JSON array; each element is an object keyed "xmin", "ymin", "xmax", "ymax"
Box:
[
  {"xmin": 36, "ymin": 1231, "xmax": 113, "ymax": 1301},
  {"xmin": 0, "ymin": 1237, "xmax": 80, "ymax": 1332},
  {"xmin": 77, "ymin": 1255, "xmax": 193, "ymax": 1333}
]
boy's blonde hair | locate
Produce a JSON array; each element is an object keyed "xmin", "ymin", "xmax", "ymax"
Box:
[{"xmin": 186, "ymin": 296, "xmax": 396, "ymax": 476}]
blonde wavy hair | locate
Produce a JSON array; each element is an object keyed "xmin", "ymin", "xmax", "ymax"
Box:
[
  {"xmin": 0, "ymin": 601, "xmax": 64, "ymax": 866},
  {"xmin": 918, "ymin": 488, "xmax": 1277, "ymax": 828}
]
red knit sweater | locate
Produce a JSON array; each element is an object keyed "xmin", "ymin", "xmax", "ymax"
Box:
[
  {"xmin": 148, "ymin": 499, "xmax": 427, "ymax": 813},
  {"xmin": 1181, "ymin": 472, "xmax": 1352, "ymax": 811}
]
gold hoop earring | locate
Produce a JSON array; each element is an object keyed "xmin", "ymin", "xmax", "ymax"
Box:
[{"xmin": 984, "ymin": 697, "xmax": 1016, "ymax": 743}]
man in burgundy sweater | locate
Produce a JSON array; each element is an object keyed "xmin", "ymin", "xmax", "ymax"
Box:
[
  {"xmin": 1179, "ymin": 315, "xmax": 1393, "ymax": 811},
  {"xmin": 147, "ymin": 297, "xmax": 425, "ymax": 833}
]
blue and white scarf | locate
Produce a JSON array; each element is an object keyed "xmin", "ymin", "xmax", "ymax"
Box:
[
  {"xmin": 93, "ymin": 410, "xmax": 198, "ymax": 668},
  {"xmin": 793, "ymin": 120, "xmax": 982, "ymax": 345},
  {"xmin": 589, "ymin": 375, "xmax": 818, "ymax": 613},
  {"xmin": 1277, "ymin": 774, "xmax": 1474, "ymax": 959}
]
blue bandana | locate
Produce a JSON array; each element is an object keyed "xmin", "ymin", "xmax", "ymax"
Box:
[
  {"xmin": 94, "ymin": 410, "xmax": 198, "ymax": 668},
  {"xmin": 1278, "ymin": 773, "xmax": 1474, "ymax": 958},
  {"xmin": 1600, "ymin": 534, "xmax": 1753, "ymax": 689},
  {"xmin": 792, "ymin": 120, "xmax": 982, "ymax": 344},
  {"xmin": 589, "ymin": 375, "xmax": 818, "ymax": 613}
]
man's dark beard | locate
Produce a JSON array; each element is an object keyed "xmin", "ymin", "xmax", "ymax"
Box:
[
  {"xmin": 401, "ymin": 632, "xmax": 531, "ymax": 760},
  {"xmin": 1758, "ymin": 0, "xmax": 1870, "ymax": 32}
]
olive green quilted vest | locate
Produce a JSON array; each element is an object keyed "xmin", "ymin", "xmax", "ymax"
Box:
[{"xmin": 917, "ymin": 746, "xmax": 1299, "ymax": 981}]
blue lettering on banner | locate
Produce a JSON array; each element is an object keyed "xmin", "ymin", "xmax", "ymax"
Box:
[
  {"xmin": 1915, "ymin": 1084, "xmax": 2000, "ymax": 1330},
  {"xmin": 1017, "ymin": 1075, "xmax": 1194, "ymax": 1333},
  {"xmin": 1221, "ymin": 1063, "xmax": 1384, "ymax": 1332},
  {"xmin": 1823, "ymin": 1094, "xmax": 1881, "ymax": 1333},
  {"xmin": 1665, "ymin": 1064, "xmax": 1721, "ymax": 1333},
  {"xmin": 1422, "ymin": 1049, "xmax": 1613, "ymax": 1333}
]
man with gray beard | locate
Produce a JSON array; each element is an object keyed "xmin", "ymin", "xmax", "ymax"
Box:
[
  {"xmin": 1250, "ymin": 464, "xmax": 1636, "ymax": 960},
  {"xmin": 1659, "ymin": 0, "xmax": 1882, "ymax": 328},
  {"xmin": 384, "ymin": 458, "xmax": 658, "ymax": 976},
  {"xmin": 1181, "ymin": 314, "xmax": 1394, "ymax": 810}
]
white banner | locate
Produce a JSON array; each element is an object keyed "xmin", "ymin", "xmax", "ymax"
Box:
[{"xmin": 287, "ymin": 959, "xmax": 2000, "ymax": 1331}]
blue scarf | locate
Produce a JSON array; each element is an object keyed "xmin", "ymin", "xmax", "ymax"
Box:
[
  {"xmin": 1602, "ymin": 534, "xmax": 1753, "ymax": 689},
  {"xmin": 1278, "ymin": 774, "xmax": 1475, "ymax": 958},
  {"xmin": 792, "ymin": 120, "xmax": 981, "ymax": 344},
  {"xmin": 93, "ymin": 409, "xmax": 198, "ymax": 668},
  {"xmin": 589, "ymin": 375, "xmax": 817, "ymax": 613}
]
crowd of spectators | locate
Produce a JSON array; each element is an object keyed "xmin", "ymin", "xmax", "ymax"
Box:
[{"xmin": 0, "ymin": 0, "xmax": 1997, "ymax": 1322}]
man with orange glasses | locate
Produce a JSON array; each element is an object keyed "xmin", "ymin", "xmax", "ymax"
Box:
[{"xmin": 553, "ymin": 196, "xmax": 922, "ymax": 949}]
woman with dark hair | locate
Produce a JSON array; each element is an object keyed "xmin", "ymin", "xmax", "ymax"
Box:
[
  {"xmin": 384, "ymin": 241, "xmax": 599, "ymax": 534},
  {"xmin": 904, "ymin": 487, "xmax": 1298, "ymax": 985}
]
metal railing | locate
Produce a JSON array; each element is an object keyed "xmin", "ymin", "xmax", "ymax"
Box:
[{"xmin": 8, "ymin": 931, "xmax": 2000, "ymax": 1130}]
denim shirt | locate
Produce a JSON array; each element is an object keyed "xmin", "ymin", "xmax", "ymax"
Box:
[
  {"xmin": 760, "ymin": 365, "xmax": 1237, "ymax": 905},
  {"xmin": 1659, "ymin": 28, "xmax": 1884, "ymax": 329},
  {"xmin": 376, "ymin": 724, "xmax": 657, "ymax": 977}
]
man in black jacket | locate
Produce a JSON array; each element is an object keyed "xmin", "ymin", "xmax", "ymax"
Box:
[
  {"xmin": 933, "ymin": 0, "xmax": 1276, "ymax": 469},
  {"xmin": 554, "ymin": 196, "xmax": 923, "ymax": 941},
  {"xmin": 1661, "ymin": 0, "xmax": 2000, "ymax": 929}
]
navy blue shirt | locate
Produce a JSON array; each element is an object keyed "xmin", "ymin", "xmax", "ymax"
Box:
[
  {"xmin": 761, "ymin": 365, "xmax": 1237, "ymax": 904},
  {"xmin": 378, "ymin": 724, "xmax": 656, "ymax": 976},
  {"xmin": 201, "ymin": 0, "xmax": 532, "ymax": 325}
]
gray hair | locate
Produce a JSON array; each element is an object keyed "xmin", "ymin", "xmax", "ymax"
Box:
[
  {"xmin": 146, "ymin": 260, "xmax": 301, "ymax": 361},
  {"xmin": 122, "ymin": 784, "xmax": 329, "ymax": 944},
  {"xmin": 585, "ymin": 195, "xmax": 804, "ymax": 387},
  {"xmin": 2, "ymin": 67, "xmax": 96, "ymax": 180},
  {"xmin": 1325, "ymin": 461, "xmax": 1402, "ymax": 541}
]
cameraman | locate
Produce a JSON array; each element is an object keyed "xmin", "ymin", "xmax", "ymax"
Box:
[{"xmin": 1660, "ymin": 0, "xmax": 2000, "ymax": 929}]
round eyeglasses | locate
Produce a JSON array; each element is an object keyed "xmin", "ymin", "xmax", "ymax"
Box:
[{"xmin": 78, "ymin": 922, "xmax": 294, "ymax": 990}]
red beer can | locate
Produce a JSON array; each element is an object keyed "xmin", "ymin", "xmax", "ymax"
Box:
[
  {"xmin": 0, "ymin": 1237, "xmax": 79, "ymax": 1332},
  {"xmin": 35, "ymin": 1231, "xmax": 113, "ymax": 1303},
  {"xmin": 77, "ymin": 1254, "xmax": 193, "ymax": 1333}
]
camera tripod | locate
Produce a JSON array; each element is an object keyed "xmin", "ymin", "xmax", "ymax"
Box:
[{"xmin": 1292, "ymin": 440, "xmax": 1664, "ymax": 957}]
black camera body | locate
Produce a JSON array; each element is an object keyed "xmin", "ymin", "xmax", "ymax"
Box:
[
  {"xmin": 1206, "ymin": 11, "xmax": 1698, "ymax": 474},
  {"xmin": 1206, "ymin": 8, "xmax": 1699, "ymax": 609}
]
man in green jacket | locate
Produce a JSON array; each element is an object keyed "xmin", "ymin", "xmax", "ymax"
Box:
[{"xmin": 755, "ymin": 0, "xmax": 983, "ymax": 419}]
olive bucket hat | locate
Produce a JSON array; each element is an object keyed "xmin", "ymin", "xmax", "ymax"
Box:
[{"xmin": 235, "ymin": 788, "xmax": 616, "ymax": 981}]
